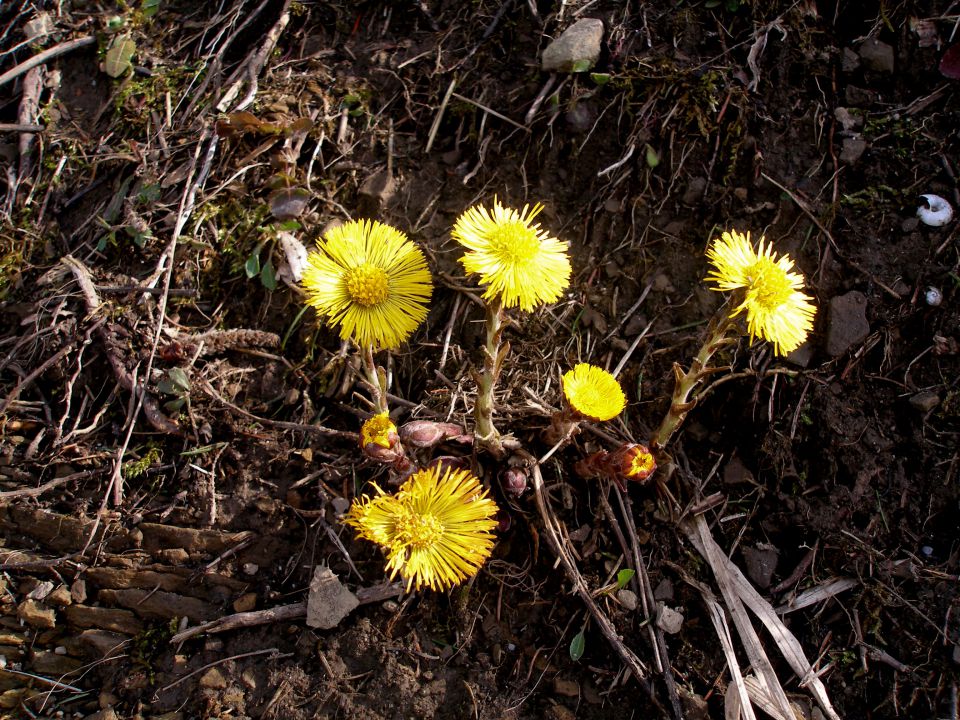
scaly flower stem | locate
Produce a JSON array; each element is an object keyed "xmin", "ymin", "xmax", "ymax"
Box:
[
  {"xmin": 475, "ymin": 298, "xmax": 505, "ymax": 457},
  {"xmin": 361, "ymin": 344, "xmax": 390, "ymax": 415},
  {"xmin": 652, "ymin": 304, "xmax": 736, "ymax": 452}
]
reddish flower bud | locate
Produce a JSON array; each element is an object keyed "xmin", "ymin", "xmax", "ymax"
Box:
[
  {"xmin": 501, "ymin": 467, "xmax": 529, "ymax": 497},
  {"xmin": 399, "ymin": 420, "xmax": 466, "ymax": 449},
  {"xmin": 360, "ymin": 413, "xmax": 405, "ymax": 464},
  {"xmin": 575, "ymin": 443, "xmax": 656, "ymax": 491},
  {"xmin": 426, "ymin": 455, "xmax": 472, "ymax": 475}
]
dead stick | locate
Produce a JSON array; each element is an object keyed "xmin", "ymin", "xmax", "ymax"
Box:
[
  {"xmin": 169, "ymin": 581, "xmax": 403, "ymax": 644},
  {"xmin": 0, "ymin": 36, "xmax": 95, "ymax": 88},
  {"xmin": 0, "ymin": 469, "xmax": 100, "ymax": 500}
]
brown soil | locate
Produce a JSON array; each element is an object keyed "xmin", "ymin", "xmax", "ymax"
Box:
[{"xmin": 1, "ymin": 2, "xmax": 959, "ymax": 719}]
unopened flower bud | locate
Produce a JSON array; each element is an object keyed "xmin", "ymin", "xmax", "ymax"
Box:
[
  {"xmin": 501, "ymin": 467, "xmax": 529, "ymax": 497},
  {"xmin": 399, "ymin": 420, "xmax": 466, "ymax": 449},
  {"xmin": 610, "ymin": 443, "xmax": 657, "ymax": 483},
  {"xmin": 360, "ymin": 413, "xmax": 405, "ymax": 464},
  {"xmin": 574, "ymin": 443, "xmax": 656, "ymax": 491}
]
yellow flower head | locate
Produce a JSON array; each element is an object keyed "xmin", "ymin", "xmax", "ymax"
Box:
[
  {"xmin": 617, "ymin": 444, "xmax": 656, "ymax": 481},
  {"xmin": 361, "ymin": 413, "xmax": 396, "ymax": 449},
  {"xmin": 562, "ymin": 363, "xmax": 626, "ymax": 421},
  {"xmin": 706, "ymin": 230, "xmax": 817, "ymax": 356},
  {"xmin": 345, "ymin": 465, "xmax": 499, "ymax": 592},
  {"xmin": 452, "ymin": 198, "xmax": 572, "ymax": 311},
  {"xmin": 302, "ymin": 219, "xmax": 433, "ymax": 349}
]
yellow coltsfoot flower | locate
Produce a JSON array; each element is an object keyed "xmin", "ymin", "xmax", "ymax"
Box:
[
  {"xmin": 706, "ymin": 229, "xmax": 816, "ymax": 356},
  {"xmin": 302, "ymin": 219, "xmax": 433, "ymax": 349},
  {"xmin": 345, "ymin": 465, "xmax": 499, "ymax": 592},
  {"xmin": 452, "ymin": 198, "xmax": 571, "ymax": 311},
  {"xmin": 562, "ymin": 363, "xmax": 626, "ymax": 422}
]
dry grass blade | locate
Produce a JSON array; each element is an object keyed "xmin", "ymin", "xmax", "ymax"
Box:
[
  {"xmin": 529, "ymin": 461, "xmax": 649, "ymax": 681},
  {"xmin": 702, "ymin": 595, "xmax": 757, "ymax": 720},
  {"xmin": 685, "ymin": 514, "xmax": 841, "ymax": 720},
  {"xmin": 776, "ymin": 577, "xmax": 858, "ymax": 615},
  {"xmin": 685, "ymin": 515, "xmax": 796, "ymax": 720}
]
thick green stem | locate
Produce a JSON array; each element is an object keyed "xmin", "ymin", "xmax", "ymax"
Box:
[
  {"xmin": 361, "ymin": 344, "xmax": 390, "ymax": 415},
  {"xmin": 475, "ymin": 298, "xmax": 505, "ymax": 457},
  {"xmin": 652, "ymin": 305, "xmax": 736, "ymax": 452}
]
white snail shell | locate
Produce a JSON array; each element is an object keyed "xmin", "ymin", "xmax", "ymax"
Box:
[
  {"xmin": 917, "ymin": 194, "xmax": 954, "ymax": 227},
  {"xmin": 925, "ymin": 287, "xmax": 943, "ymax": 307}
]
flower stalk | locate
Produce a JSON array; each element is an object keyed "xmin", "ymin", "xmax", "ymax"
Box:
[
  {"xmin": 360, "ymin": 343, "xmax": 390, "ymax": 415},
  {"xmin": 475, "ymin": 297, "xmax": 506, "ymax": 457},
  {"xmin": 651, "ymin": 305, "xmax": 736, "ymax": 453}
]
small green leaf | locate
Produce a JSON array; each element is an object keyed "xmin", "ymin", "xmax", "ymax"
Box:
[
  {"xmin": 260, "ymin": 260, "xmax": 277, "ymax": 290},
  {"xmin": 616, "ymin": 569, "xmax": 636, "ymax": 590},
  {"xmin": 590, "ymin": 72, "xmax": 611, "ymax": 85},
  {"xmin": 569, "ymin": 630, "xmax": 586, "ymax": 662},
  {"xmin": 141, "ymin": 0, "xmax": 160, "ymax": 17},
  {"xmin": 244, "ymin": 252, "xmax": 261, "ymax": 279},
  {"xmin": 138, "ymin": 183, "xmax": 161, "ymax": 204},
  {"xmin": 104, "ymin": 35, "xmax": 136, "ymax": 78},
  {"xmin": 570, "ymin": 59, "xmax": 593, "ymax": 73},
  {"xmin": 645, "ymin": 144, "xmax": 660, "ymax": 168}
]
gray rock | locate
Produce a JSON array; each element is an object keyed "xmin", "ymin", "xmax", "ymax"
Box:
[
  {"xmin": 909, "ymin": 391, "xmax": 940, "ymax": 413},
  {"xmin": 786, "ymin": 341, "xmax": 814, "ymax": 368},
  {"xmin": 616, "ymin": 588, "xmax": 638, "ymax": 611},
  {"xmin": 859, "ymin": 39, "xmax": 895, "ymax": 74},
  {"xmin": 656, "ymin": 604, "xmax": 684, "ymax": 634},
  {"xmin": 840, "ymin": 137, "xmax": 867, "ymax": 164},
  {"xmin": 841, "ymin": 47, "xmax": 861, "ymax": 73},
  {"xmin": 306, "ymin": 565, "xmax": 359, "ymax": 630},
  {"xmin": 834, "ymin": 107, "xmax": 863, "ymax": 132},
  {"xmin": 564, "ymin": 102, "xmax": 596, "ymax": 133},
  {"xmin": 653, "ymin": 578, "xmax": 674, "ymax": 602},
  {"xmin": 682, "ymin": 176, "xmax": 707, "ymax": 205},
  {"xmin": 742, "ymin": 544, "xmax": 779, "ymax": 589},
  {"xmin": 826, "ymin": 291, "xmax": 870, "ymax": 356},
  {"xmin": 542, "ymin": 19, "xmax": 604, "ymax": 73},
  {"xmin": 845, "ymin": 85, "xmax": 876, "ymax": 107}
]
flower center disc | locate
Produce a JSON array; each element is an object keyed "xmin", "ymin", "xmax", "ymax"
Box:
[
  {"xmin": 748, "ymin": 260, "xmax": 791, "ymax": 309},
  {"xmin": 397, "ymin": 511, "xmax": 444, "ymax": 550},
  {"xmin": 345, "ymin": 264, "xmax": 390, "ymax": 307},
  {"xmin": 491, "ymin": 222, "xmax": 540, "ymax": 264}
]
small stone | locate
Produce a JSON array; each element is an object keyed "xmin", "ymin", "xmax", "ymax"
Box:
[
  {"xmin": 742, "ymin": 544, "xmax": 779, "ymax": 589},
  {"xmin": 858, "ymin": 39, "xmax": 895, "ymax": 74},
  {"xmin": 653, "ymin": 578, "xmax": 674, "ymax": 602},
  {"xmin": 552, "ymin": 677, "xmax": 581, "ymax": 697},
  {"xmin": 46, "ymin": 585, "xmax": 73, "ymax": 607},
  {"xmin": 952, "ymin": 644, "xmax": 960, "ymax": 665},
  {"xmin": 232, "ymin": 593, "xmax": 257, "ymax": 613},
  {"xmin": 99, "ymin": 691, "xmax": 119, "ymax": 709},
  {"xmin": 242, "ymin": 563, "xmax": 259, "ymax": 576},
  {"xmin": 331, "ymin": 497, "xmax": 350, "ymax": 515},
  {"xmin": 909, "ymin": 391, "xmax": 940, "ymax": 413},
  {"xmin": 541, "ymin": 18, "xmax": 604, "ymax": 73},
  {"xmin": 841, "ymin": 47, "xmax": 861, "ymax": 72},
  {"xmin": 834, "ymin": 107, "xmax": 862, "ymax": 132},
  {"xmin": 241, "ymin": 668, "xmax": 257, "ymax": 690},
  {"xmin": 786, "ymin": 341, "xmax": 814, "ymax": 368},
  {"xmin": 29, "ymin": 650, "xmax": 82, "ymax": 675},
  {"xmin": 199, "ymin": 667, "xmax": 228, "ymax": 690},
  {"xmin": 17, "ymin": 599, "xmax": 56, "ymax": 629},
  {"xmin": 70, "ymin": 578, "xmax": 87, "ymax": 604},
  {"xmin": 682, "ymin": 176, "xmax": 707, "ymax": 205},
  {"xmin": 616, "ymin": 589, "xmax": 638, "ymax": 611},
  {"xmin": 723, "ymin": 456, "xmax": 755, "ymax": 486},
  {"xmin": 79, "ymin": 630, "xmax": 128, "ymax": 658},
  {"xmin": 845, "ymin": 85, "xmax": 875, "ymax": 107},
  {"xmin": 382, "ymin": 600, "xmax": 399, "ymax": 612},
  {"xmin": 358, "ymin": 170, "xmax": 396, "ymax": 215},
  {"xmin": 839, "ymin": 137, "xmax": 867, "ymax": 164},
  {"xmin": 826, "ymin": 291, "xmax": 870, "ymax": 357},
  {"xmin": 306, "ymin": 566, "xmax": 359, "ymax": 630},
  {"xmin": 26, "ymin": 581, "xmax": 54, "ymax": 601},
  {"xmin": 657, "ymin": 604, "xmax": 684, "ymax": 634},
  {"xmin": 564, "ymin": 102, "xmax": 596, "ymax": 133},
  {"xmin": 160, "ymin": 548, "xmax": 190, "ymax": 564}
]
